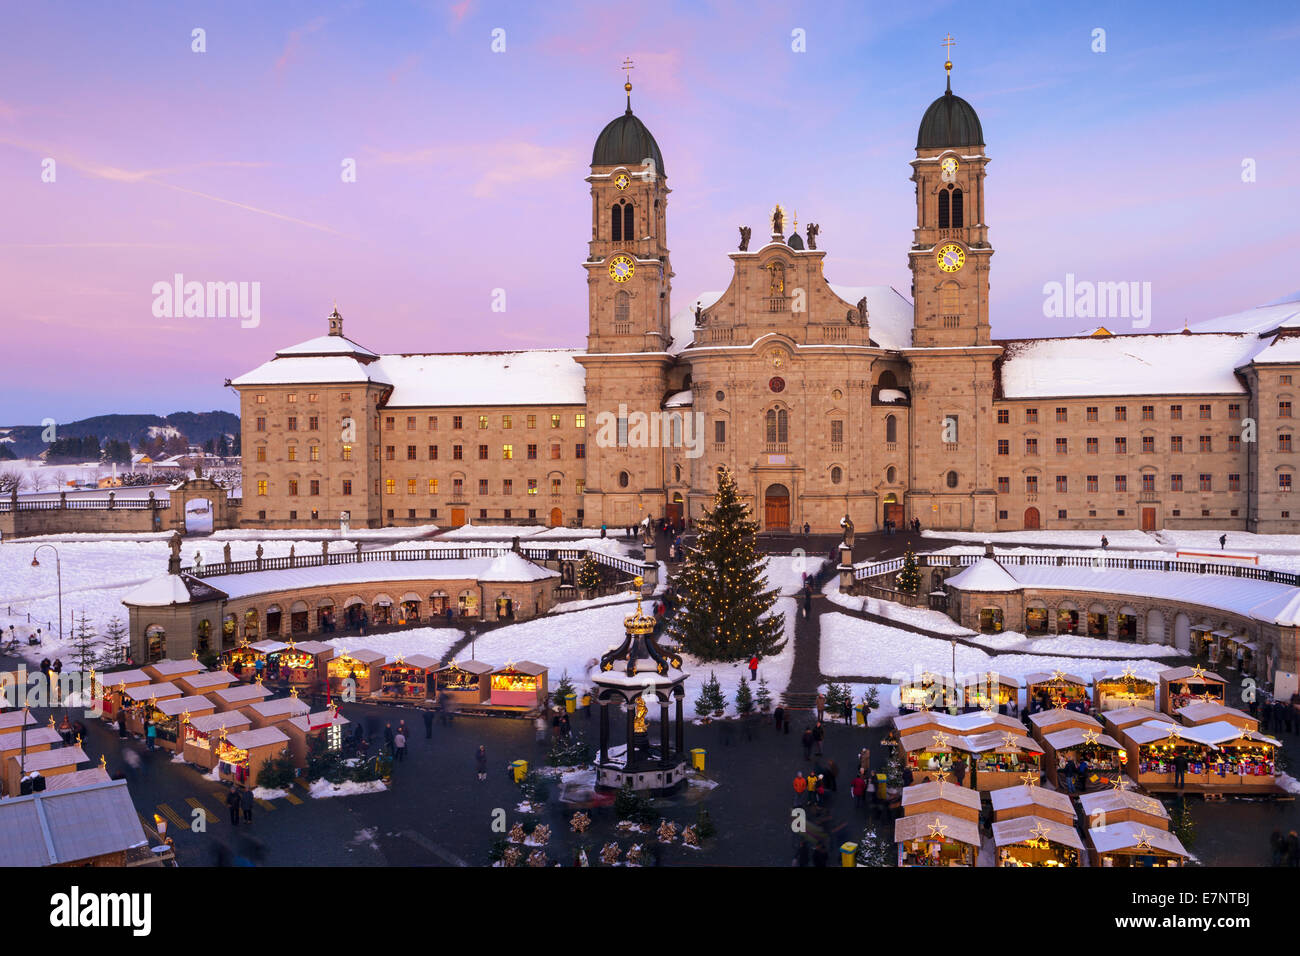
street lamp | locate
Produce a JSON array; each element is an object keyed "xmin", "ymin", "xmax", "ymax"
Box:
[
  {"xmin": 950, "ymin": 638, "xmax": 958, "ymax": 714},
  {"xmin": 30, "ymin": 545, "xmax": 63, "ymax": 643},
  {"xmin": 469, "ymin": 627, "xmax": 478, "ymax": 661}
]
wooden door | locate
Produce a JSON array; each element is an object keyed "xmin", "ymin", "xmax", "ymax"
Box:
[
  {"xmin": 1023, "ymin": 507, "xmax": 1040, "ymax": 530},
  {"xmin": 1141, "ymin": 507, "xmax": 1156, "ymax": 531},
  {"xmin": 451, "ymin": 508, "xmax": 466, "ymax": 527},
  {"xmin": 549, "ymin": 507, "xmax": 562, "ymax": 527},
  {"xmin": 764, "ymin": 485, "xmax": 790, "ymax": 529},
  {"xmin": 884, "ymin": 503, "xmax": 904, "ymax": 527}
]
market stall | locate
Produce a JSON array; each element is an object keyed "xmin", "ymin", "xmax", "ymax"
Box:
[
  {"xmin": 283, "ymin": 709, "xmax": 350, "ymax": 768},
  {"xmin": 1159, "ymin": 665, "xmax": 1226, "ymax": 715},
  {"xmin": 0, "ymin": 727, "xmax": 64, "ymax": 794},
  {"xmin": 93, "ymin": 668, "xmax": 152, "ymax": 722},
  {"xmin": 244, "ymin": 695, "xmax": 312, "ymax": 729},
  {"xmin": 214, "ymin": 726, "xmax": 290, "ymax": 787},
  {"xmin": 276, "ymin": 640, "xmax": 333, "ymax": 690},
  {"xmin": 207, "ymin": 682, "xmax": 275, "ymax": 713},
  {"xmin": 963, "ymin": 730, "xmax": 1043, "ymax": 792},
  {"xmin": 1103, "ymin": 706, "xmax": 1175, "ymax": 741},
  {"xmin": 900, "ymin": 780, "xmax": 982, "ymax": 823},
  {"xmin": 432, "ymin": 660, "xmax": 492, "ymax": 706},
  {"xmin": 1093, "ymin": 669, "xmax": 1157, "ymax": 713},
  {"xmin": 1077, "ymin": 789, "xmax": 1171, "ymax": 833},
  {"xmin": 177, "ymin": 670, "xmax": 240, "ymax": 697},
  {"xmin": 1027, "ymin": 708, "xmax": 1103, "ymax": 747},
  {"xmin": 988, "ymin": 783, "xmax": 1075, "ymax": 826},
  {"xmin": 992, "ymin": 815, "xmax": 1085, "ymax": 867},
  {"xmin": 143, "ymin": 659, "xmax": 205, "ymax": 683},
  {"xmin": 489, "ymin": 661, "xmax": 548, "ymax": 709},
  {"xmin": 1122, "ymin": 719, "xmax": 1279, "ymax": 792},
  {"xmin": 326, "ymin": 649, "xmax": 385, "ymax": 700},
  {"xmin": 962, "ymin": 672, "xmax": 1022, "ymax": 713},
  {"xmin": 900, "ymin": 730, "xmax": 958, "ymax": 784},
  {"xmin": 4, "ymin": 745, "xmax": 88, "ymax": 797},
  {"xmin": 895, "ymin": 813, "xmax": 981, "ymax": 866},
  {"xmin": 221, "ymin": 640, "xmax": 288, "ymax": 681},
  {"xmin": 181, "ymin": 711, "xmax": 253, "ymax": 769},
  {"xmin": 377, "ymin": 654, "xmax": 440, "ymax": 702},
  {"xmin": 1175, "ymin": 701, "xmax": 1259, "ymax": 733},
  {"xmin": 1088, "ymin": 820, "xmax": 1188, "ymax": 867},
  {"xmin": 1041, "ymin": 727, "xmax": 1125, "ymax": 792},
  {"xmin": 150, "ymin": 695, "xmax": 217, "ymax": 752},
  {"xmin": 898, "ymin": 673, "xmax": 959, "ymax": 713},
  {"xmin": 894, "ymin": 710, "xmax": 1024, "ymax": 740},
  {"xmin": 123, "ymin": 682, "xmax": 184, "ymax": 736},
  {"xmin": 1025, "ymin": 671, "xmax": 1090, "ymax": 710}
]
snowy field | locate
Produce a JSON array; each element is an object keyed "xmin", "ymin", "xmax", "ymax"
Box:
[
  {"xmin": 821, "ymin": 578, "xmax": 975, "ymax": 635},
  {"xmin": 968, "ymin": 631, "xmax": 1181, "ymax": 658},
  {"xmin": 818, "ymin": 612, "xmax": 1170, "ymax": 690}
]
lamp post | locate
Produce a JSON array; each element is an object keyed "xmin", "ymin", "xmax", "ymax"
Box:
[
  {"xmin": 950, "ymin": 638, "xmax": 958, "ymax": 714},
  {"xmin": 469, "ymin": 627, "xmax": 478, "ymax": 661},
  {"xmin": 30, "ymin": 545, "xmax": 63, "ymax": 643}
]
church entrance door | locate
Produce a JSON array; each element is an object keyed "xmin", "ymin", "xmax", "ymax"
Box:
[
  {"xmin": 451, "ymin": 508, "xmax": 466, "ymax": 528},
  {"xmin": 549, "ymin": 508, "xmax": 562, "ymax": 527},
  {"xmin": 1023, "ymin": 507, "xmax": 1040, "ymax": 530},
  {"xmin": 1141, "ymin": 508, "xmax": 1156, "ymax": 532},
  {"xmin": 764, "ymin": 484, "xmax": 790, "ymax": 530}
]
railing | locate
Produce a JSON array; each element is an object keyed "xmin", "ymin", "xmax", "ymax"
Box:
[
  {"xmin": 763, "ymin": 443, "xmax": 789, "ymax": 454},
  {"xmin": 702, "ymin": 327, "xmax": 734, "ymax": 344},
  {"xmin": 0, "ymin": 496, "xmax": 162, "ymax": 512},
  {"xmin": 185, "ymin": 542, "xmax": 646, "ymax": 580},
  {"xmin": 766, "ymin": 296, "xmax": 789, "ymax": 313},
  {"xmin": 852, "ymin": 549, "xmax": 1300, "ymax": 587},
  {"xmin": 820, "ymin": 326, "xmax": 848, "ymax": 343}
]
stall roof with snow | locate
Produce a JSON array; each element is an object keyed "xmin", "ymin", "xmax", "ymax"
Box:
[
  {"xmin": 945, "ymin": 558, "xmax": 1021, "ymax": 592},
  {"xmin": 1028, "ymin": 709, "xmax": 1102, "ymax": 733},
  {"xmin": 0, "ymin": 779, "xmax": 146, "ymax": 867},
  {"xmin": 894, "ymin": 812, "xmax": 981, "ymax": 848},
  {"xmin": 1078, "ymin": 788, "xmax": 1170, "ymax": 823},
  {"xmin": 992, "ymin": 814, "xmax": 1085, "ymax": 851},
  {"xmin": 225, "ymin": 726, "xmax": 291, "ymax": 750},
  {"xmin": 989, "ymin": 784, "xmax": 1074, "ymax": 817},
  {"xmin": 1089, "ymin": 820, "xmax": 1188, "ymax": 857},
  {"xmin": 246, "ymin": 697, "xmax": 312, "ymax": 720},
  {"xmin": 901, "ymin": 780, "xmax": 982, "ymax": 813},
  {"xmin": 187, "ymin": 711, "xmax": 252, "ymax": 735},
  {"xmin": 154, "ymin": 695, "xmax": 216, "ymax": 718},
  {"xmin": 1042, "ymin": 727, "xmax": 1124, "ymax": 752}
]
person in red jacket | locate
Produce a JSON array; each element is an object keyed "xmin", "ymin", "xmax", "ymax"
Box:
[
  {"xmin": 792, "ymin": 772, "xmax": 808, "ymax": 806},
  {"xmin": 748, "ymin": 655, "xmax": 759, "ymax": 681},
  {"xmin": 851, "ymin": 773, "xmax": 867, "ymax": 810}
]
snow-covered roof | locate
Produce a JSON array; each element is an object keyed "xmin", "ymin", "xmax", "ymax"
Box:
[
  {"xmin": 1103, "ymin": 707, "xmax": 1172, "ymax": 733},
  {"xmin": 100, "ymin": 669, "xmax": 152, "ymax": 688},
  {"xmin": 292, "ymin": 640, "xmax": 334, "ymax": 656},
  {"xmin": 993, "ymin": 814, "xmax": 1085, "ymax": 851},
  {"xmin": 1159, "ymin": 666, "xmax": 1228, "ymax": 684},
  {"xmin": 828, "ymin": 285, "xmax": 914, "ymax": 350},
  {"xmin": 894, "ymin": 711, "xmax": 1023, "ymax": 736},
  {"xmin": 962, "ymin": 730, "xmax": 1041, "ymax": 754},
  {"xmin": 230, "ymin": 355, "xmax": 389, "ymax": 388},
  {"xmin": 663, "ymin": 389, "xmax": 692, "ymax": 408},
  {"xmin": 1175, "ymin": 701, "xmax": 1255, "ymax": 725},
  {"xmin": 188, "ymin": 711, "xmax": 251, "ymax": 735},
  {"xmin": 249, "ymin": 639, "xmax": 289, "ymax": 654},
  {"xmin": 989, "ymin": 783, "xmax": 1073, "ymax": 815},
  {"xmin": 122, "ymin": 572, "xmax": 227, "ymax": 607},
  {"xmin": 179, "ymin": 670, "xmax": 239, "ymax": 690},
  {"xmin": 333, "ymin": 648, "xmax": 385, "ymax": 665},
  {"xmin": 1248, "ymin": 332, "xmax": 1300, "ymax": 365},
  {"xmin": 225, "ymin": 726, "xmax": 290, "ymax": 750},
  {"xmin": 0, "ymin": 712, "xmax": 35, "ymax": 732},
  {"xmin": 247, "ymin": 697, "xmax": 311, "ymax": 719},
  {"xmin": 16, "ymin": 746, "xmax": 87, "ymax": 772},
  {"xmin": 945, "ymin": 557, "xmax": 1021, "ymax": 592},
  {"xmin": 997, "ymin": 332, "xmax": 1262, "ymax": 398},
  {"xmin": 1042, "ymin": 727, "xmax": 1124, "ymax": 751},
  {"xmin": 135, "ymin": 682, "xmax": 182, "ymax": 701},
  {"xmin": 479, "ymin": 552, "xmax": 560, "ymax": 583},
  {"xmin": 496, "ymin": 660, "xmax": 547, "ymax": 676},
  {"xmin": 275, "ymin": 334, "xmax": 379, "ymax": 359},
  {"xmin": 894, "ymin": 812, "xmax": 981, "ymax": 847},
  {"xmin": 436, "ymin": 659, "xmax": 492, "ymax": 674},
  {"xmin": 379, "ymin": 350, "xmax": 586, "ymax": 407},
  {"xmin": 901, "ymin": 780, "xmax": 981, "ymax": 812},
  {"xmin": 0, "ymin": 728, "xmax": 63, "ymax": 751},
  {"xmin": 384, "ymin": 653, "xmax": 439, "ymax": 671},
  {"xmin": 210, "ymin": 684, "xmax": 274, "ymax": 704},
  {"xmin": 1089, "ymin": 820, "xmax": 1188, "ymax": 856},
  {"xmin": 1077, "ymin": 788, "xmax": 1169, "ymax": 820},
  {"xmin": 1123, "ymin": 718, "xmax": 1274, "ymax": 747},
  {"xmin": 144, "ymin": 660, "xmax": 205, "ymax": 678},
  {"xmin": 1027, "ymin": 709, "xmax": 1102, "ymax": 732},
  {"xmin": 286, "ymin": 710, "xmax": 349, "ymax": 734},
  {"xmin": 1184, "ymin": 292, "xmax": 1300, "ymax": 335},
  {"xmin": 1024, "ymin": 671, "xmax": 1090, "ymax": 687}
]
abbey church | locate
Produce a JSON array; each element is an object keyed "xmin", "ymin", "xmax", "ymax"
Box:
[{"xmin": 232, "ymin": 63, "xmax": 1300, "ymax": 536}]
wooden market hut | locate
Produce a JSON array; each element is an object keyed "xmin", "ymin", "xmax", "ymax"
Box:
[
  {"xmin": 244, "ymin": 695, "xmax": 312, "ymax": 729},
  {"xmin": 895, "ymin": 813, "xmax": 981, "ymax": 866},
  {"xmin": 0, "ymin": 728, "xmax": 65, "ymax": 793},
  {"xmin": 276, "ymin": 639, "xmax": 333, "ymax": 691},
  {"xmin": 1093, "ymin": 670, "xmax": 1157, "ymax": 713},
  {"xmin": 221, "ymin": 640, "xmax": 288, "ymax": 680},
  {"xmin": 1077, "ymin": 789, "xmax": 1171, "ymax": 833},
  {"xmin": 1040, "ymin": 727, "xmax": 1126, "ymax": 791},
  {"xmin": 1027, "ymin": 708, "xmax": 1103, "ymax": 747},
  {"xmin": 0, "ymin": 779, "xmax": 148, "ymax": 868},
  {"xmin": 1103, "ymin": 706, "xmax": 1174, "ymax": 741},
  {"xmin": 1024, "ymin": 671, "xmax": 1090, "ymax": 709},
  {"xmin": 150, "ymin": 695, "xmax": 217, "ymax": 753},
  {"xmin": 489, "ymin": 661, "xmax": 548, "ymax": 709},
  {"xmin": 124, "ymin": 682, "xmax": 184, "ymax": 736},
  {"xmin": 41, "ymin": 766, "xmax": 113, "ymax": 792},
  {"xmin": 432, "ymin": 660, "xmax": 492, "ymax": 706},
  {"xmin": 989, "ymin": 784, "xmax": 1076, "ymax": 826},
  {"xmin": 1176, "ymin": 700, "xmax": 1259, "ymax": 733},
  {"xmin": 1088, "ymin": 820, "xmax": 1188, "ymax": 867},
  {"xmin": 326, "ymin": 649, "xmax": 385, "ymax": 699},
  {"xmin": 992, "ymin": 815, "xmax": 1086, "ymax": 867},
  {"xmin": 176, "ymin": 669, "xmax": 240, "ymax": 696},
  {"xmin": 1158, "ymin": 665, "xmax": 1227, "ymax": 715},
  {"xmin": 962, "ymin": 730, "xmax": 1044, "ymax": 792},
  {"xmin": 214, "ymin": 726, "xmax": 290, "ymax": 787},
  {"xmin": 283, "ymin": 709, "xmax": 350, "ymax": 768},
  {"xmin": 1121, "ymin": 719, "xmax": 1280, "ymax": 793},
  {"xmin": 95, "ymin": 668, "xmax": 153, "ymax": 721},
  {"xmin": 0, "ymin": 710, "xmax": 37, "ymax": 733},
  {"xmin": 897, "ymin": 673, "xmax": 960, "ymax": 713},
  {"xmin": 207, "ymin": 682, "xmax": 275, "ymax": 713},
  {"xmin": 377, "ymin": 654, "xmax": 440, "ymax": 702},
  {"xmin": 900, "ymin": 780, "xmax": 982, "ymax": 823},
  {"xmin": 5, "ymin": 745, "xmax": 89, "ymax": 797},
  {"xmin": 182, "ymin": 711, "xmax": 253, "ymax": 769},
  {"xmin": 961, "ymin": 672, "xmax": 1022, "ymax": 712},
  {"xmin": 893, "ymin": 710, "xmax": 1024, "ymax": 740},
  {"xmin": 900, "ymin": 730, "xmax": 960, "ymax": 783},
  {"xmin": 142, "ymin": 658, "xmax": 205, "ymax": 683}
]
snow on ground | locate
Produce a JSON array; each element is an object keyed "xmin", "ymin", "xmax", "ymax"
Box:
[
  {"xmin": 764, "ymin": 554, "xmax": 832, "ymax": 596},
  {"xmin": 310, "ymin": 778, "xmax": 388, "ymax": 798},
  {"xmin": 253, "ymin": 786, "xmax": 288, "ymax": 800},
  {"xmin": 326, "ymin": 627, "xmax": 464, "ymax": 664},
  {"xmin": 967, "ymin": 631, "xmax": 1181, "ymax": 658},
  {"xmin": 468, "ymin": 597, "xmax": 798, "ymax": 714},
  {"xmin": 1278, "ymin": 774, "xmax": 1300, "ymax": 795},
  {"xmin": 551, "ymin": 592, "xmax": 638, "ymax": 614},
  {"xmin": 818, "ymin": 613, "xmax": 1169, "ymax": 691},
  {"xmin": 211, "ymin": 525, "xmax": 439, "ymax": 542},
  {"xmin": 923, "ymin": 529, "xmax": 1155, "ymax": 548},
  {"xmin": 821, "ymin": 578, "xmax": 975, "ymax": 636}
]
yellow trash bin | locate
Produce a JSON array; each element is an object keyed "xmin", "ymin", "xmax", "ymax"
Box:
[
  {"xmin": 565, "ymin": 692, "xmax": 577, "ymax": 714},
  {"xmin": 690, "ymin": 748, "xmax": 706, "ymax": 772},
  {"xmin": 511, "ymin": 759, "xmax": 528, "ymax": 783},
  {"xmin": 840, "ymin": 842, "xmax": 858, "ymax": 867}
]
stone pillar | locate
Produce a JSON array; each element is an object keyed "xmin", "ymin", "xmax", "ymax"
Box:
[
  {"xmin": 659, "ymin": 697, "xmax": 669, "ymax": 761},
  {"xmin": 599, "ymin": 701, "xmax": 609, "ymax": 764},
  {"xmin": 625, "ymin": 695, "xmax": 635, "ymax": 767},
  {"xmin": 59, "ymin": 491, "xmax": 67, "ymax": 509},
  {"xmin": 322, "ymin": 541, "xmax": 329, "ymax": 560},
  {"xmin": 107, "ymin": 492, "xmax": 115, "ymax": 510},
  {"xmin": 675, "ymin": 695, "xmax": 684, "ymax": 754},
  {"xmin": 641, "ymin": 561, "xmax": 657, "ymax": 593}
]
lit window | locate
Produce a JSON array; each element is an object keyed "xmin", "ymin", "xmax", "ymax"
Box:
[
  {"xmin": 310, "ymin": 445, "xmax": 320, "ymax": 461},
  {"xmin": 255, "ymin": 447, "xmax": 266, "ymax": 462},
  {"xmin": 528, "ymin": 479, "xmax": 538, "ymax": 496},
  {"xmin": 551, "ymin": 414, "xmax": 561, "ymax": 429},
  {"xmin": 342, "ymin": 444, "xmax": 352, "ymax": 460},
  {"xmin": 257, "ymin": 480, "xmax": 268, "ymax": 496},
  {"xmin": 386, "ymin": 479, "xmax": 396, "ymax": 494},
  {"xmin": 503, "ymin": 444, "xmax": 513, "ymax": 460},
  {"xmin": 429, "ymin": 478, "xmax": 438, "ymax": 493},
  {"xmin": 478, "ymin": 415, "xmax": 488, "ymax": 429},
  {"xmin": 502, "ymin": 415, "xmax": 512, "ymax": 429},
  {"xmin": 575, "ymin": 413, "xmax": 586, "ymax": 428}
]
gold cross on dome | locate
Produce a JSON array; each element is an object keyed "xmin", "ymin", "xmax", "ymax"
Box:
[
  {"xmin": 941, "ymin": 33, "xmax": 955, "ymax": 60},
  {"xmin": 622, "ymin": 57, "xmax": 635, "ymax": 77},
  {"xmin": 927, "ymin": 817, "xmax": 949, "ymax": 840}
]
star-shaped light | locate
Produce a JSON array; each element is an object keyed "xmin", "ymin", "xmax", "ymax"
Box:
[
  {"xmin": 1200, "ymin": 692, "xmax": 1217, "ymax": 704},
  {"xmin": 927, "ymin": 817, "xmax": 949, "ymax": 840},
  {"xmin": 1081, "ymin": 729, "xmax": 1100, "ymax": 746},
  {"xmin": 932, "ymin": 731, "xmax": 951, "ymax": 749},
  {"xmin": 1190, "ymin": 664, "xmax": 1206, "ymax": 681},
  {"xmin": 1020, "ymin": 771, "xmax": 1038, "ymax": 787},
  {"xmin": 1134, "ymin": 828, "xmax": 1154, "ymax": 851},
  {"xmin": 1120, "ymin": 665, "xmax": 1136, "ymax": 683},
  {"xmin": 1051, "ymin": 669, "xmax": 1067, "ymax": 684},
  {"xmin": 1112, "ymin": 774, "xmax": 1126, "ymax": 791},
  {"xmin": 99, "ymin": 754, "xmax": 106, "ymax": 769},
  {"xmin": 1001, "ymin": 732, "xmax": 1019, "ymax": 750},
  {"xmin": 289, "ymin": 686, "xmax": 300, "ymax": 698},
  {"xmin": 921, "ymin": 671, "xmax": 935, "ymax": 685},
  {"xmin": 1052, "ymin": 695, "xmax": 1066, "ymax": 710},
  {"xmin": 1028, "ymin": 821, "xmax": 1052, "ymax": 843},
  {"xmin": 1166, "ymin": 725, "xmax": 1181, "ymax": 743}
]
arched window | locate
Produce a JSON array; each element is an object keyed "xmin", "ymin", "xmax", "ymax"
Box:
[
  {"xmin": 614, "ymin": 290, "xmax": 630, "ymax": 324},
  {"xmin": 886, "ymin": 466, "xmax": 897, "ymax": 483},
  {"xmin": 878, "ymin": 370, "xmax": 898, "ymax": 390},
  {"xmin": 946, "ymin": 470, "xmax": 959, "ymax": 489},
  {"xmin": 611, "ymin": 203, "xmax": 622, "ymax": 242},
  {"xmin": 673, "ymin": 464, "xmax": 682, "ymax": 482},
  {"xmin": 951, "ymin": 189, "xmax": 964, "ymax": 228},
  {"xmin": 623, "ymin": 202, "xmax": 634, "ymax": 240},
  {"xmin": 830, "ymin": 466, "xmax": 843, "ymax": 485},
  {"xmin": 618, "ymin": 471, "xmax": 630, "ymax": 488},
  {"xmin": 938, "ymin": 189, "xmax": 950, "ymax": 229},
  {"xmin": 765, "ymin": 408, "xmax": 789, "ymax": 444},
  {"xmin": 885, "ymin": 415, "xmax": 897, "ymax": 443}
]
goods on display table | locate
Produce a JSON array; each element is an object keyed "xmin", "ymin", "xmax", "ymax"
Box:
[
  {"xmin": 92, "ymin": 668, "xmax": 152, "ymax": 721},
  {"xmin": 895, "ymin": 813, "xmax": 981, "ymax": 866},
  {"xmin": 993, "ymin": 815, "xmax": 1085, "ymax": 867},
  {"xmin": 327, "ymin": 649, "xmax": 385, "ymax": 699},
  {"xmin": 433, "ymin": 660, "xmax": 492, "ymax": 706},
  {"xmin": 1025, "ymin": 670, "xmax": 1090, "ymax": 709},
  {"xmin": 901, "ymin": 731, "xmax": 960, "ymax": 782},
  {"xmin": 1040, "ymin": 727, "xmax": 1125, "ymax": 791},
  {"xmin": 962, "ymin": 672, "xmax": 1021, "ymax": 712},
  {"xmin": 276, "ymin": 640, "xmax": 333, "ymax": 689},
  {"xmin": 1121, "ymin": 719, "xmax": 1278, "ymax": 790},
  {"xmin": 900, "ymin": 780, "xmax": 982, "ymax": 823},
  {"xmin": 150, "ymin": 695, "xmax": 217, "ymax": 751},
  {"xmin": 182, "ymin": 712, "xmax": 253, "ymax": 769},
  {"xmin": 898, "ymin": 673, "xmax": 959, "ymax": 713},
  {"xmin": 1158, "ymin": 665, "xmax": 1226, "ymax": 715},
  {"xmin": 214, "ymin": 726, "xmax": 290, "ymax": 786},
  {"xmin": 377, "ymin": 654, "xmax": 440, "ymax": 701},
  {"xmin": 222, "ymin": 640, "xmax": 288, "ymax": 680},
  {"xmin": 1093, "ymin": 669, "xmax": 1157, "ymax": 713},
  {"xmin": 1077, "ymin": 789, "xmax": 1171, "ymax": 832},
  {"xmin": 988, "ymin": 783, "xmax": 1076, "ymax": 826},
  {"xmin": 489, "ymin": 661, "xmax": 548, "ymax": 708},
  {"xmin": 124, "ymin": 682, "xmax": 184, "ymax": 736},
  {"xmin": 1088, "ymin": 820, "xmax": 1188, "ymax": 867}
]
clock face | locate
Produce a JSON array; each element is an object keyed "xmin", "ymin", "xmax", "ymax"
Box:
[
  {"xmin": 936, "ymin": 243, "xmax": 965, "ymax": 273},
  {"xmin": 608, "ymin": 254, "xmax": 635, "ymax": 283},
  {"xmin": 940, "ymin": 157, "xmax": 958, "ymax": 182},
  {"xmin": 613, "ymin": 173, "xmax": 630, "ymax": 190},
  {"xmin": 769, "ymin": 376, "xmax": 785, "ymax": 393}
]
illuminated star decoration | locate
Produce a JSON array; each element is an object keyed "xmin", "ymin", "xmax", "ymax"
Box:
[
  {"xmin": 1051, "ymin": 669, "xmax": 1067, "ymax": 684},
  {"xmin": 934, "ymin": 769, "xmax": 949, "ymax": 793},
  {"xmin": 1190, "ymin": 664, "xmax": 1206, "ymax": 681},
  {"xmin": 1028, "ymin": 821, "xmax": 1052, "ymax": 846},
  {"xmin": 1166, "ymin": 724, "xmax": 1181, "ymax": 743},
  {"xmin": 1081, "ymin": 729, "xmax": 1100, "ymax": 746},
  {"xmin": 1001, "ymin": 732, "xmax": 1019, "ymax": 750},
  {"xmin": 932, "ymin": 731, "xmax": 951, "ymax": 750},
  {"xmin": 1120, "ymin": 665, "xmax": 1136, "ymax": 683},
  {"xmin": 1134, "ymin": 828, "xmax": 1155, "ymax": 851},
  {"xmin": 1020, "ymin": 771, "xmax": 1038, "ymax": 787},
  {"xmin": 927, "ymin": 817, "xmax": 949, "ymax": 840},
  {"xmin": 1112, "ymin": 773, "xmax": 1126, "ymax": 791}
]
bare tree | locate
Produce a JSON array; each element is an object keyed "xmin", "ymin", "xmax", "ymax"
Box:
[
  {"xmin": 0, "ymin": 470, "xmax": 22, "ymax": 495},
  {"xmin": 52, "ymin": 469, "xmax": 68, "ymax": 489}
]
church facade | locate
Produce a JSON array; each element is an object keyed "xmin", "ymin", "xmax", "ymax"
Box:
[{"xmin": 231, "ymin": 68, "xmax": 1300, "ymax": 536}]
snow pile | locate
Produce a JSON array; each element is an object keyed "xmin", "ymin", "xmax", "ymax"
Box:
[
  {"xmin": 309, "ymin": 778, "xmax": 388, "ymax": 799},
  {"xmin": 253, "ymin": 786, "xmax": 288, "ymax": 800}
]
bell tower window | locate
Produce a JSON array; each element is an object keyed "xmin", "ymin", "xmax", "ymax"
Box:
[
  {"xmin": 951, "ymin": 188, "xmax": 964, "ymax": 227},
  {"xmin": 610, "ymin": 200, "xmax": 635, "ymax": 242},
  {"xmin": 614, "ymin": 290, "xmax": 630, "ymax": 334},
  {"xmin": 938, "ymin": 189, "xmax": 950, "ymax": 229}
]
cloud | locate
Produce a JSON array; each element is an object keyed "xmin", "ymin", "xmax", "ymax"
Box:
[
  {"xmin": 368, "ymin": 140, "xmax": 578, "ymax": 197},
  {"xmin": 275, "ymin": 15, "xmax": 330, "ymax": 73}
]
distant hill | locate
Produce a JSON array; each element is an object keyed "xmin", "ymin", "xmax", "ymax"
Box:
[{"xmin": 0, "ymin": 411, "xmax": 240, "ymax": 460}]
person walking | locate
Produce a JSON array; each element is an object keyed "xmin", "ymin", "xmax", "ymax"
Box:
[
  {"xmin": 952, "ymin": 756, "xmax": 967, "ymax": 788},
  {"xmin": 117, "ymin": 709, "xmax": 127, "ymax": 739},
  {"xmin": 51, "ymin": 659, "xmax": 63, "ymax": 704},
  {"xmin": 559, "ymin": 712, "xmax": 571, "ymax": 739},
  {"xmin": 773, "ymin": 704, "xmax": 785, "ymax": 732},
  {"xmin": 1287, "ymin": 831, "xmax": 1300, "ymax": 868},
  {"xmin": 582, "ymin": 690, "xmax": 592, "ymax": 718},
  {"xmin": 792, "ymin": 772, "xmax": 807, "ymax": 806},
  {"xmin": 816, "ymin": 692, "xmax": 826, "ymax": 722},
  {"xmin": 841, "ymin": 697, "xmax": 853, "ymax": 725},
  {"xmin": 1173, "ymin": 752, "xmax": 1188, "ymax": 790},
  {"xmin": 858, "ymin": 746, "xmax": 871, "ymax": 777},
  {"xmin": 475, "ymin": 745, "xmax": 488, "ymax": 781},
  {"xmin": 1219, "ymin": 534, "xmax": 1227, "ymax": 550},
  {"xmin": 383, "ymin": 722, "xmax": 395, "ymax": 755},
  {"xmin": 803, "ymin": 587, "xmax": 813, "ymax": 620},
  {"xmin": 801, "ymin": 726, "xmax": 814, "ymax": 761},
  {"xmin": 394, "ymin": 730, "xmax": 407, "ymax": 762},
  {"xmin": 422, "ymin": 708, "xmax": 434, "ymax": 740},
  {"xmin": 812, "ymin": 720, "xmax": 825, "ymax": 756},
  {"xmin": 240, "ymin": 785, "xmax": 254, "ymax": 823},
  {"xmin": 1063, "ymin": 757, "xmax": 1077, "ymax": 794},
  {"xmin": 851, "ymin": 772, "xmax": 867, "ymax": 810},
  {"xmin": 748, "ymin": 655, "xmax": 759, "ymax": 682},
  {"xmin": 1077, "ymin": 757, "xmax": 1090, "ymax": 794},
  {"xmin": 226, "ymin": 787, "xmax": 241, "ymax": 826},
  {"xmin": 1271, "ymin": 829, "xmax": 1286, "ymax": 866},
  {"xmin": 145, "ymin": 718, "xmax": 157, "ymax": 751}
]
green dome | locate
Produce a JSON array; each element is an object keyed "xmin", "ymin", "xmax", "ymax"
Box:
[
  {"xmin": 593, "ymin": 104, "xmax": 666, "ymax": 178},
  {"xmin": 917, "ymin": 81, "xmax": 984, "ymax": 150}
]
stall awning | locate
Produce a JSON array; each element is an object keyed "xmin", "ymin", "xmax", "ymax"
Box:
[
  {"xmin": 1089, "ymin": 820, "xmax": 1188, "ymax": 857},
  {"xmin": 901, "ymin": 781, "xmax": 981, "ymax": 813},
  {"xmin": 436, "ymin": 659, "xmax": 492, "ymax": 675},
  {"xmin": 400, "ymin": 592, "xmax": 423, "ymax": 604},
  {"xmin": 993, "ymin": 814, "xmax": 1085, "ymax": 851},
  {"xmin": 1042, "ymin": 728, "xmax": 1124, "ymax": 751}
]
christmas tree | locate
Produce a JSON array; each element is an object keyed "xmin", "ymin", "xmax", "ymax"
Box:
[
  {"xmin": 667, "ymin": 466, "xmax": 785, "ymax": 662},
  {"xmin": 734, "ymin": 675, "xmax": 754, "ymax": 715},
  {"xmin": 70, "ymin": 612, "xmax": 97, "ymax": 676},
  {"xmin": 755, "ymin": 675, "xmax": 773, "ymax": 712},
  {"xmin": 576, "ymin": 555, "xmax": 602, "ymax": 593},
  {"xmin": 896, "ymin": 548, "xmax": 921, "ymax": 595},
  {"xmin": 102, "ymin": 616, "xmax": 129, "ymax": 666}
]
